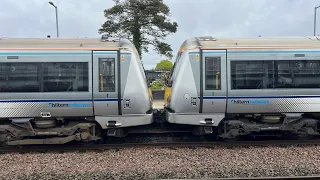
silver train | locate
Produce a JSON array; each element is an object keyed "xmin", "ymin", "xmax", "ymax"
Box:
[
  {"xmin": 165, "ymin": 36, "xmax": 320, "ymax": 140},
  {"xmin": 2, "ymin": 35, "xmax": 320, "ymax": 146},
  {"xmin": 0, "ymin": 35, "xmax": 153, "ymax": 145}
]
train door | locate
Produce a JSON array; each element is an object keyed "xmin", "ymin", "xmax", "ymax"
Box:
[
  {"xmin": 201, "ymin": 49, "xmax": 227, "ymax": 114},
  {"xmin": 92, "ymin": 50, "xmax": 120, "ymax": 116}
]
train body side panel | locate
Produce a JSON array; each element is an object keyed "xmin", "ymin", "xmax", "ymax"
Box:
[
  {"xmin": 226, "ymin": 49, "xmax": 320, "ymax": 114},
  {"xmin": 0, "ymin": 50, "xmax": 93, "ymax": 118}
]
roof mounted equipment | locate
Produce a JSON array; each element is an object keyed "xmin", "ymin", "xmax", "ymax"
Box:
[
  {"xmin": 101, "ymin": 34, "xmax": 120, "ymax": 42},
  {"xmin": 196, "ymin": 36, "xmax": 217, "ymax": 41}
]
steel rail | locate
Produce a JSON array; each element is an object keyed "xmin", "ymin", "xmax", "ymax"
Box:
[
  {"xmin": 166, "ymin": 175, "xmax": 320, "ymax": 180},
  {"xmin": 1, "ymin": 139, "xmax": 320, "ymax": 153}
]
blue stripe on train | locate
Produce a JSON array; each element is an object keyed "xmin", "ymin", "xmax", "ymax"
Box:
[
  {"xmin": 0, "ymin": 52, "xmax": 131, "ymax": 55},
  {"xmin": 1, "ymin": 96, "xmax": 319, "ymax": 103},
  {"xmin": 189, "ymin": 50, "xmax": 320, "ymax": 55},
  {"xmin": 0, "ymin": 99, "xmax": 119, "ymax": 103},
  {"xmin": 203, "ymin": 95, "xmax": 320, "ymax": 99}
]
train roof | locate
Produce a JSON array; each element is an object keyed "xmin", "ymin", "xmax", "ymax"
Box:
[
  {"xmin": 0, "ymin": 36, "xmax": 127, "ymax": 50},
  {"xmin": 192, "ymin": 36, "xmax": 320, "ymax": 49}
]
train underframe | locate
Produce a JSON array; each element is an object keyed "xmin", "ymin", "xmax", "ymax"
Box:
[
  {"xmin": 194, "ymin": 113, "xmax": 320, "ymax": 141},
  {"xmin": 0, "ymin": 111, "xmax": 154, "ymax": 146},
  {"xmin": 0, "ymin": 117, "xmax": 103, "ymax": 146},
  {"xmin": 0, "ymin": 114, "xmax": 154, "ymax": 146},
  {"xmin": 1, "ymin": 112, "xmax": 320, "ymax": 146}
]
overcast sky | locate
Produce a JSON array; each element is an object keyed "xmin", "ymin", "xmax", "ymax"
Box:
[{"xmin": 0, "ymin": 0, "xmax": 319, "ymax": 69}]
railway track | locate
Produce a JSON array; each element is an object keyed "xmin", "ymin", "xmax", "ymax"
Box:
[
  {"xmin": 1, "ymin": 139, "xmax": 320, "ymax": 153},
  {"xmin": 176, "ymin": 175, "xmax": 320, "ymax": 180}
]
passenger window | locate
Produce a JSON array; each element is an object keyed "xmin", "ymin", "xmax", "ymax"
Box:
[
  {"xmin": 231, "ymin": 60, "xmax": 320, "ymax": 89},
  {"xmin": 205, "ymin": 57, "xmax": 221, "ymax": 90},
  {"xmin": 99, "ymin": 58, "xmax": 115, "ymax": 92},
  {"xmin": 43, "ymin": 62, "xmax": 89, "ymax": 92},
  {"xmin": 231, "ymin": 61, "xmax": 273, "ymax": 89},
  {"xmin": 0, "ymin": 63, "xmax": 40, "ymax": 92},
  {"xmin": 275, "ymin": 60, "xmax": 320, "ymax": 88}
]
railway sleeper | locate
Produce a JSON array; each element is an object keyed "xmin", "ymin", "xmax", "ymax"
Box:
[
  {"xmin": 0, "ymin": 120, "xmax": 101, "ymax": 145},
  {"xmin": 218, "ymin": 117, "xmax": 320, "ymax": 140}
]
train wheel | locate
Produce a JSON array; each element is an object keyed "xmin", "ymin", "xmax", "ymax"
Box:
[
  {"xmin": 0, "ymin": 133, "xmax": 7, "ymax": 147},
  {"xmin": 75, "ymin": 122, "xmax": 103, "ymax": 145},
  {"xmin": 222, "ymin": 136, "xmax": 241, "ymax": 142},
  {"xmin": 292, "ymin": 127, "xmax": 314, "ymax": 140},
  {"xmin": 0, "ymin": 131, "xmax": 18, "ymax": 146},
  {"xmin": 293, "ymin": 133, "xmax": 314, "ymax": 140},
  {"xmin": 217, "ymin": 120, "xmax": 242, "ymax": 142}
]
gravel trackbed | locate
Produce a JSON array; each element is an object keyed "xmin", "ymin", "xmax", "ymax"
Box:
[{"xmin": 1, "ymin": 145, "xmax": 320, "ymax": 180}]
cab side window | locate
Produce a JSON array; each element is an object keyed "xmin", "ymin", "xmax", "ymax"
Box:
[
  {"xmin": 99, "ymin": 58, "xmax": 115, "ymax": 92},
  {"xmin": 205, "ymin": 57, "xmax": 221, "ymax": 90}
]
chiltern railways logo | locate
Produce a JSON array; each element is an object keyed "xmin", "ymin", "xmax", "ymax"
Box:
[
  {"xmin": 229, "ymin": 100, "xmax": 269, "ymax": 105},
  {"xmin": 48, "ymin": 103, "xmax": 91, "ymax": 108}
]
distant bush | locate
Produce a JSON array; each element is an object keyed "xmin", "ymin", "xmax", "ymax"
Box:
[
  {"xmin": 151, "ymin": 80, "xmax": 164, "ymax": 90},
  {"xmin": 155, "ymin": 60, "xmax": 173, "ymax": 71}
]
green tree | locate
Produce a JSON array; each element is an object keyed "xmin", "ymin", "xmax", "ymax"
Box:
[
  {"xmin": 99, "ymin": 0, "xmax": 178, "ymax": 59},
  {"xmin": 155, "ymin": 59, "xmax": 173, "ymax": 71}
]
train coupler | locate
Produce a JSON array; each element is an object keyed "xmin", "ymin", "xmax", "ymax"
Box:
[{"xmin": 152, "ymin": 109, "xmax": 166, "ymax": 123}]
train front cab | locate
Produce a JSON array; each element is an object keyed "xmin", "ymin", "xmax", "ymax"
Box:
[
  {"xmin": 165, "ymin": 46, "xmax": 227, "ymax": 136},
  {"xmin": 93, "ymin": 40, "xmax": 153, "ymax": 138}
]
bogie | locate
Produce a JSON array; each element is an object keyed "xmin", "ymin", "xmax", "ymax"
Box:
[
  {"xmin": 215, "ymin": 114, "xmax": 320, "ymax": 141},
  {"xmin": 0, "ymin": 117, "xmax": 102, "ymax": 146}
]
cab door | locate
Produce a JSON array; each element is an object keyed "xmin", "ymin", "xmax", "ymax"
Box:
[
  {"xmin": 201, "ymin": 49, "xmax": 227, "ymax": 114},
  {"xmin": 92, "ymin": 50, "xmax": 120, "ymax": 116}
]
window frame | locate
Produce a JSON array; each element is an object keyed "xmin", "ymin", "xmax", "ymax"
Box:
[
  {"xmin": 98, "ymin": 58, "xmax": 116, "ymax": 92},
  {"xmin": 42, "ymin": 62, "xmax": 89, "ymax": 92},
  {"xmin": 230, "ymin": 59, "xmax": 320, "ymax": 90},
  {"xmin": 0, "ymin": 62, "xmax": 89, "ymax": 93},
  {"xmin": 0, "ymin": 62, "xmax": 41, "ymax": 93},
  {"xmin": 205, "ymin": 56, "xmax": 222, "ymax": 90}
]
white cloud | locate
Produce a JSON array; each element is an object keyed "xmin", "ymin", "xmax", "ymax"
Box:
[{"xmin": 0, "ymin": 0, "xmax": 319, "ymax": 69}]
